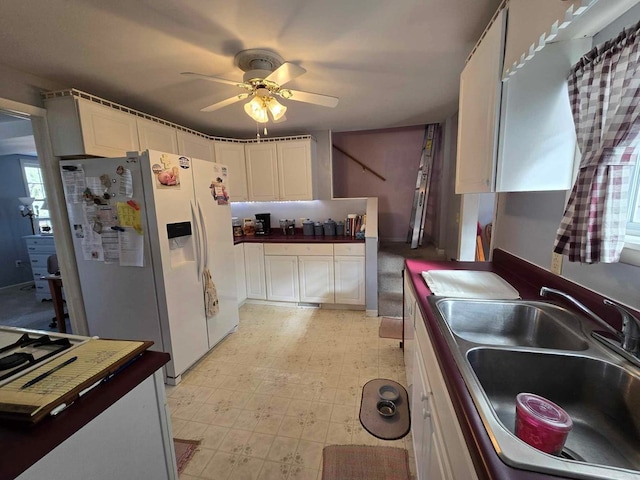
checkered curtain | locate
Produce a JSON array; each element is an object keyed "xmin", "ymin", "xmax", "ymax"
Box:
[{"xmin": 554, "ymin": 20, "xmax": 640, "ymax": 264}]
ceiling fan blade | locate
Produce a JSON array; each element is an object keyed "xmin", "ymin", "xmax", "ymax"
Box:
[
  {"xmin": 265, "ymin": 62, "xmax": 307, "ymax": 86},
  {"xmin": 181, "ymin": 72, "xmax": 244, "ymax": 88},
  {"xmin": 283, "ymin": 89, "xmax": 339, "ymax": 108},
  {"xmin": 200, "ymin": 94, "xmax": 250, "ymax": 113}
]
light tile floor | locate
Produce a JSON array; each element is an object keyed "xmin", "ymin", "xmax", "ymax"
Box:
[{"xmin": 166, "ymin": 304, "xmax": 415, "ymax": 480}]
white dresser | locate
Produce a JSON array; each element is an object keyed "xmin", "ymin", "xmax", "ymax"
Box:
[{"xmin": 24, "ymin": 235, "xmax": 57, "ymax": 301}]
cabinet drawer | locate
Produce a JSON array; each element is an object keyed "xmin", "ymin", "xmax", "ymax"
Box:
[
  {"xmin": 333, "ymin": 243, "xmax": 365, "ymax": 256},
  {"xmin": 264, "ymin": 243, "xmax": 333, "ymax": 256},
  {"xmin": 29, "ymin": 254, "xmax": 51, "ymax": 269},
  {"xmin": 25, "ymin": 238, "xmax": 56, "ymax": 253},
  {"xmin": 34, "ymin": 279, "xmax": 51, "ymax": 295}
]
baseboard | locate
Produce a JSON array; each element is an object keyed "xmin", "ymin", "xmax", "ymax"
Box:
[
  {"xmin": 0, "ymin": 281, "xmax": 33, "ymax": 291},
  {"xmin": 366, "ymin": 309, "xmax": 378, "ymax": 317}
]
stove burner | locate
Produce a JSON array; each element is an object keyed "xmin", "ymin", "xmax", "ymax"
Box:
[{"xmin": 0, "ymin": 352, "xmax": 34, "ymax": 371}]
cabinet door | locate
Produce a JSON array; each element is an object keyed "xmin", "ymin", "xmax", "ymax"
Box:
[
  {"xmin": 334, "ymin": 256, "xmax": 365, "ymax": 305},
  {"xmin": 245, "ymin": 143, "xmax": 279, "ymax": 201},
  {"xmin": 177, "ymin": 131, "xmax": 214, "ymax": 161},
  {"xmin": 77, "ymin": 99, "xmax": 140, "ymax": 157},
  {"xmin": 496, "ymin": 39, "xmax": 589, "ymax": 192},
  {"xmin": 277, "ymin": 140, "xmax": 313, "ymax": 200},
  {"xmin": 137, "ymin": 118, "xmax": 179, "ymax": 154},
  {"xmin": 244, "ymin": 243, "xmax": 266, "ymax": 300},
  {"xmin": 455, "ymin": 9, "xmax": 506, "ymax": 194},
  {"xmin": 234, "ymin": 243, "xmax": 247, "ymax": 305},
  {"xmin": 265, "ymin": 255, "xmax": 300, "ymax": 302},
  {"xmin": 299, "ymin": 255, "xmax": 335, "ymax": 303},
  {"xmin": 214, "ymin": 142, "xmax": 248, "ymax": 202},
  {"xmin": 403, "ymin": 274, "xmax": 416, "ymax": 390}
]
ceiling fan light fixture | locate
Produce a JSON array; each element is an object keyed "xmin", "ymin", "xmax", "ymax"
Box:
[
  {"xmin": 266, "ymin": 97, "xmax": 287, "ymax": 121},
  {"xmin": 244, "ymin": 96, "xmax": 268, "ymax": 123}
]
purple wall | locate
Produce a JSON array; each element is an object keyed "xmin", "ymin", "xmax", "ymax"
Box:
[{"xmin": 333, "ymin": 126, "xmax": 425, "ymax": 242}]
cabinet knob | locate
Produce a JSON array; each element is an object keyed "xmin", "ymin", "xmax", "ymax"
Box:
[
  {"xmin": 423, "ymin": 407, "xmax": 430, "ymax": 419},
  {"xmin": 421, "ymin": 393, "xmax": 429, "ymax": 402}
]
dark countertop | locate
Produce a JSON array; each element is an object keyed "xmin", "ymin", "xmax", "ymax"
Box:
[
  {"xmin": 234, "ymin": 230, "xmax": 365, "ymax": 245},
  {"xmin": 404, "ymin": 249, "xmax": 631, "ymax": 480},
  {"xmin": 0, "ymin": 351, "xmax": 170, "ymax": 480}
]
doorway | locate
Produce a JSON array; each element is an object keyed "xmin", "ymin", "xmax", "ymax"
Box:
[{"xmin": 0, "ymin": 111, "xmax": 66, "ymax": 331}]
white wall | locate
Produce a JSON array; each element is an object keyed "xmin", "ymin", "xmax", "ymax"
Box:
[{"xmin": 230, "ymin": 198, "xmax": 368, "ymax": 230}]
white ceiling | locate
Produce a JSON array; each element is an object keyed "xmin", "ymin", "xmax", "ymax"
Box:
[{"xmin": 0, "ymin": 0, "xmax": 502, "ymax": 138}]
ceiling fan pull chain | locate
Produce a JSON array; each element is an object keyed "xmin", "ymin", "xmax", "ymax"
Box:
[
  {"xmin": 264, "ymin": 126, "xmax": 268, "ymax": 136},
  {"xmin": 256, "ymin": 122, "xmax": 260, "ymax": 142}
]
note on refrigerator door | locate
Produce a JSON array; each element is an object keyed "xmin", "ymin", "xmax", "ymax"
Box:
[
  {"xmin": 61, "ymin": 167, "xmax": 86, "ymax": 204},
  {"xmin": 81, "ymin": 229, "xmax": 104, "ymax": 261},
  {"xmin": 119, "ymin": 228, "xmax": 144, "ymax": 267},
  {"xmin": 101, "ymin": 231, "xmax": 120, "ymax": 264},
  {"xmin": 116, "ymin": 202, "xmax": 143, "ymax": 234},
  {"xmin": 210, "ymin": 164, "xmax": 229, "ymax": 205},
  {"xmin": 117, "ymin": 166, "xmax": 133, "ymax": 198}
]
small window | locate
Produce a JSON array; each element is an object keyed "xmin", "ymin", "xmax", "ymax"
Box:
[
  {"xmin": 627, "ymin": 157, "xmax": 640, "ymax": 238},
  {"xmin": 20, "ymin": 158, "xmax": 52, "ymax": 234}
]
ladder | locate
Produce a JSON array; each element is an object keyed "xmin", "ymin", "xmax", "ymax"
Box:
[{"xmin": 407, "ymin": 124, "xmax": 437, "ymax": 249}]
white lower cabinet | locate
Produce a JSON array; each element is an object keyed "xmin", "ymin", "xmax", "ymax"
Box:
[
  {"xmin": 334, "ymin": 256, "xmax": 365, "ymax": 305},
  {"xmin": 234, "ymin": 243, "xmax": 247, "ymax": 305},
  {"xmin": 412, "ymin": 345, "xmax": 452, "ymax": 480},
  {"xmin": 410, "ymin": 295, "xmax": 478, "ymax": 480},
  {"xmin": 244, "ymin": 243, "xmax": 266, "ymax": 300},
  {"xmin": 265, "ymin": 255, "xmax": 300, "ymax": 302},
  {"xmin": 299, "ymin": 255, "xmax": 334, "ymax": 303}
]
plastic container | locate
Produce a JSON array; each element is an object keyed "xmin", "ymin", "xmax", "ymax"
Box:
[
  {"xmin": 323, "ymin": 218, "xmax": 337, "ymax": 236},
  {"xmin": 232, "ymin": 217, "xmax": 244, "ymax": 237},
  {"xmin": 303, "ymin": 219, "xmax": 315, "ymax": 236},
  {"xmin": 314, "ymin": 222, "xmax": 324, "ymax": 236},
  {"xmin": 515, "ymin": 393, "xmax": 573, "ymax": 455}
]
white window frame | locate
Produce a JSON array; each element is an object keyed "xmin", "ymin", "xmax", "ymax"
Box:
[
  {"xmin": 622, "ymin": 156, "xmax": 640, "ymax": 266},
  {"xmin": 19, "ymin": 157, "xmax": 52, "ymax": 234}
]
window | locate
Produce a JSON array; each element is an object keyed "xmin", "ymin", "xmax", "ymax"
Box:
[{"xmin": 20, "ymin": 158, "xmax": 52, "ymax": 234}]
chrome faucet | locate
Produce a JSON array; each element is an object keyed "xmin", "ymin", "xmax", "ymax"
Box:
[{"xmin": 540, "ymin": 287, "xmax": 640, "ymax": 358}]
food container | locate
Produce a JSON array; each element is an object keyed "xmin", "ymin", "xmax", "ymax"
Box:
[
  {"xmin": 243, "ymin": 218, "xmax": 255, "ymax": 236},
  {"xmin": 314, "ymin": 222, "xmax": 324, "ymax": 236},
  {"xmin": 303, "ymin": 219, "xmax": 315, "ymax": 236},
  {"xmin": 232, "ymin": 217, "xmax": 244, "ymax": 237},
  {"xmin": 336, "ymin": 221, "xmax": 345, "ymax": 236},
  {"xmin": 323, "ymin": 218, "xmax": 336, "ymax": 236},
  {"xmin": 515, "ymin": 393, "xmax": 573, "ymax": 455}
]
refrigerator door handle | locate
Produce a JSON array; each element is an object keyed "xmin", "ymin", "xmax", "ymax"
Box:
[
  {"xmin": 197, "ymin": 200, "xmax": 209, "ymax": 268},
  {"xmin": 190, "ymin": 201, "xmax": 203, "ymax": 279}
]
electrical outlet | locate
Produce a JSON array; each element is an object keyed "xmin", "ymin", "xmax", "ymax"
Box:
[
  {"xmin": 15, "ymin": 260, "xmax": 22, "ymax": 267},
  {"xmin": 551, "ymin": 252, "xmax": 563, "ymax": 275}
]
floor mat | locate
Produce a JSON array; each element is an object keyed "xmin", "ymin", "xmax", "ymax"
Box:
[
  {"xmin": 359, "ymin": 379, "xmax": 410, "ymax": 440},
  {"xmin": 173, "ymin": 438, "xmax": 200, "ymax": 474},
  {"xmin": 322, "ymin": 444, "xmax": 410, "ymax": 480},
  {"xmin": 379, "ymin": 317, "xmax": 403, "ymax": 339}
]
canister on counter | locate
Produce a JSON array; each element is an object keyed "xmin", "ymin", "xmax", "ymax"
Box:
[
  {"xmin": 323, "ymin": 218, "xmax": 337, "ymax": 236},
  {"xmin": 303, "ymin": 219, "xmax": 315, "ymax": 236},
  {"xmin": 336, "ymin": 221, "xmax": 345, "ymax": 236},
  {"xmin": 232, "ymin": 217, "xmax": 244, "ymax": 237},
  {"xmin": 314, "ymin": 222, "xmax": 324, "ymax": 236}
]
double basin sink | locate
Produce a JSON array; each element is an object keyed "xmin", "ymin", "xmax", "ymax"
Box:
[{"xmin": 428, "ymin": 298, "xmax": 640, "ymax": 480}]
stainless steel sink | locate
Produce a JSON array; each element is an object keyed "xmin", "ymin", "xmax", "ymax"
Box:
[
  {"xmin": 427, "ymin": 296, "xmax": 640, "ymax": 480},
  {"xmin": 467, "ymin": 348, "xmax": 640, "ymax": 471},
  {"xmin": 435, "ymin": 299, "xmax": 589, "ymax": 351}
]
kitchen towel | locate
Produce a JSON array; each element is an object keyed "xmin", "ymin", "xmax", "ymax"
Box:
[{"xmin": 422, "ymin": 270, "xmax": 519, "ymax": 299}]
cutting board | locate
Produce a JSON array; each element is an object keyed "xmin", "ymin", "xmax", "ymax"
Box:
[{"xmin": 422, "ymin": 270, "xmax": 519, "ymax": 299}]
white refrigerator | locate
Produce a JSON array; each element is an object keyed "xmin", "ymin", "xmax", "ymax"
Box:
[{"xmin": 60, "ymin": 150, "xmax": 239, "ymax": 384}]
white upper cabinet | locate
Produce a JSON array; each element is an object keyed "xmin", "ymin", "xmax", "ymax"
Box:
[
  {"xmin": 214, "ymin": 141, "xmax": 248, "ymax": 202},
  {"xmin": 277, "ymin": 139, "xmax": 315, "ymax": 200},
  {"xmin": 456, "ymin": 8, "xmax": 506, "ymax": 194},
  {"xmin": 45, "ymin": 96, "xmax": 140, "ymax": 157},
  {"xmin": 496, "ymin": 38, "xmax": 590, "ymax": 192},
  {"xmin": 177, "ymin": 130, "xmax": 214, "ymax": 161},
  {"xmin": 245, "ymin": 142, "xmax": 280, "ymax": 201},
  {"xmin": 245, "ymin": 138, "xmax": 316, "ymax": 201},
  {"xmin": 136, "ymin": 118, "xmax": 178, "ymax": 154}
]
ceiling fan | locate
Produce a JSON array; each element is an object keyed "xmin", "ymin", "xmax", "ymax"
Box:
[{"xmin": 182, "ymin": 49, "xmax": 339, "ymax": 123}]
